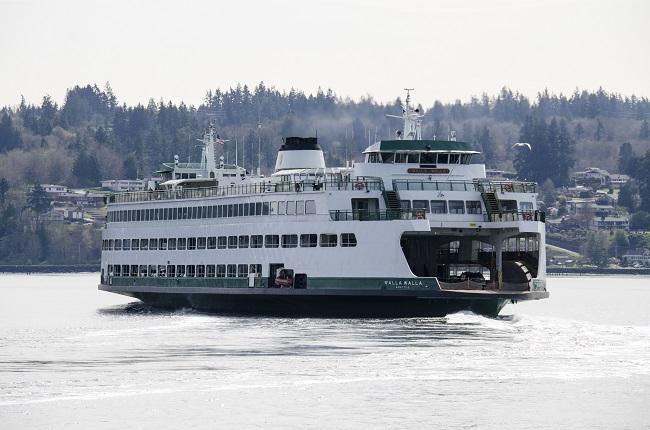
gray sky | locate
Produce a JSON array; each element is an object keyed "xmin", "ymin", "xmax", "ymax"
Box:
[{"xmin": 1, "ymin": 0, "xmax": 649, "ymax": 107}]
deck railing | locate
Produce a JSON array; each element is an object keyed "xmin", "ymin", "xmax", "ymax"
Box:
[
  {"xmin": 108, "ymin": 177, "xmax": 385, "ymax": 204},
  {"xmin": 394, "ymin": 179, "xmax": 537, "ymax": 193},
  {"xmin": 485, "ymin": 210, "xmax": 545, "ymax": 223},
  {"xmin": 329, "ymin": 209, "xmax": 426, "ymax": 221}
]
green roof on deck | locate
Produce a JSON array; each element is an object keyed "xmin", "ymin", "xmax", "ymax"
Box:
[{"xmin": 369, "ymin": 140, "xmax": 478, "ymax": 153}]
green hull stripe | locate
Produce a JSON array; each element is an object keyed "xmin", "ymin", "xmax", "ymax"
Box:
[{"xmin": 108, "ymin": 276, "xmax": 441, "ymax": 291}]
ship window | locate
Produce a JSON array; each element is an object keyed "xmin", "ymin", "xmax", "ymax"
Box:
[
  {"xmin": 108, "ymin": 239, "xmax": 114, "ymax": 250},
  {"xmin": 114, "ymin": 239, "xmax": 122, "ymax": 251},
  {"xmin": 449, "ymin": 200, "xmax": 465, "ymax": 214},
  {"xmin": 114, "ymin": 265, "xmax": 121, "ymax": 276},
  {"xmin": 163, "ymin": 207, "xmax": 169, "ymax": 220},
  {"xmin": 149, "ymin": 209, "xmax": 155, "ymax": 221},
  {"xmin": 395, "ymin": 153, "xmax": 408, "ymax": 163},
  {"xmin": 420, "ymin": 153, "xmax": 436, "ymax": 164},
  {"xmin": 217, "ymin": 205, "xmax": 223, "ymax": 218},
  {"xmin": 159, "ymin": 265, "xmax": 167, "ymax": 277},
  {"xmin": 430, "ymin": 200, "xmax": 447, "ymax": 214},
  {"xmin": 159, "ymin": 238, "xmax": 168, "ymax": 250},
  {"xmin": 168, "ymin": 238, "xmax": 176, "ymax": 250},
  {"xmin": 157, "ymin": 208, "xmax": 163, "ymax": 220},
  {"xmin": 281, "ymin": 234, "xmax": 298, "ymax": 248},
  {"xmin": 400, "ymin": 200, "xmax": 411, "ymax": 210},
  {"xmin": 167, "ymin": 265, "xmax": 175, "ymax": 277},
  {"xmin": 437, "ymin": 154, "xmax": 449, "ymax": 164},
  {"xmin": 300, "ymin": 234, "xmax": 318, "ymax": 247},
  {"xmin": 407, "ymin": 153, "xmax": 419, "ymax": 163},
  {"xmin": 227, "ymin": 264, "xmax": 237, "ymax": 277},
  {"xmin": 449, "ymin": 154, "xmax": 460, "ymax": 164},
  {"xmin": 131, "ymin": 265, "xmax": 138, "ymax": 277},
  {"xmin": 188, "ymin": 237, "xmax": 197, "ymax": 250},
  {"xmin": 206, "ymin": 265, "xmax": 215, "ymax": 277},
  {"xmin": 216, "ymin": 265, "xmax": 226, "ymax": 278},
  {"xmin": 149, "ymin": 265, "xmax": 157, "ymax": 277},
  {"xmin": 265, "ymin": 235, "xmax": 279, "ymax": 248},
  {"xmin": 255, "ymin": 202, "xmax": 262, "ymax": 216},
  {"xmin": 149, "ymin": 238, "xmax": 158, "ymax": 250},
  {"xmin": 176, "ymin": 264, "xmax": 185, "ymax": 277},
  {"xmin": 144, "ymin": 210, "xmax": 149, "ymax": 221},
  {"xmin": 207, "ymin": 236, "xmax": 217, "ymax": 249},
  {"xmin": 381, "ymin": 152, "xmax": 394, "ymax": 163},
  {"xmin": 140, "ymin": 238, "xmax": 149, "ymax": 250},
  {"xmin": 461, "ymin": 154, "xmax": 472, "ymax": 164},
  {"xmin": 239, "ymin": 203, "xmax": 245, "ymax": 216},
  {"xmin": 367, "ymin": 153, "xmax": 380, "ymax": 163},
  {"xmin": 319, "ymin": 234, "xmax": 337, "ymax": 247},
  {"xmin": 262, "ymin": 202, "xmax": 270, "ymax": 215},
  {"xmin": 237, "ymin": 264, "xmax": 248, "ymax": 277},
  {"xmin": 250, "ymin": 264, "xmax": 262, "ymax": 275},
  {"xmin": 341, "ymin": 233, "xmax": 357, "ymax": 247},
  {"xmin": 121, "ymin": 264, "xmax": 128, "ymax": 276},
  {"xmin": 296, "ymin": 200, "xmax": 305, "ymax": 215},
  {"xmin": 140, "ymin": 265, "xmax": 148, "ymax": 277},
  {"xmin": 227, "ymin": 205, "xmax": 234, "ymax": 217},
  {"xmin": 305, "ymin": 200, "xmax": 316, "ymax": 214},
  {"xmin": 466, "ymin": 200, "xmax": 482, "ymax": 214},
  {"xmin": 270, "ymin": 201, "xmax": 277, "ymax": 215},
  {"xmin": 278, "ymin": 201, "xmax": 286, "ymax": 215},
  {"xmin": 413, "ymin": 200, "xmax": 430, "ymax": 212},
  {"xmin": 197, "ymin": 265, "xmax": 205, "ymax": 278},
  {"xmin": 520, "ymin": 201, "xmax": 534, "ymax": 211},
  {"xmin": 243, "ymin": 203, "xmax": 250, "ymax": 216},
  {"xmin": 131, "ymin": 239, "xmax": 140, "ymax": 251},
  {"xmin": 251, "ymin": 235, "xmax": 263, "ymax": 248},
  {"xmin": 228, "ymin": 236, "xmax": 238, "ymax": 248},
  {"xmin": 201, "ymin": 206, "xmax": 207, "ymax": 219},
  {"xmin": 177, "ymin": 238, "xmax": 186, "ymax": 250},
  {"xmin": 248, "ymin": 202, "xmax": 255, "ymax": 216},
  {"xmin": 217, "ymin": 236, "xmax": 227, "ymax": 249},
  {"xmin": 286, "ymin": 201, "xmax": 295, "ymax": 215},
  {"xmin": 123, "ymin": 239, "xmax": 131, "ymax": 251},
  {"xmin": 170, "ymin": 208, "xmax": 176, "ymax": 220},
  {"xmin": 197, "ymin": 237, "xmax": 207, "ymax": 249},
  {"xmin": 239, "ymin": 235, "xmax": 249, "ymax": 248},
  {"xmin": 233, "ymin": 204, "xmax": 239, "ymax": 217},
  {"xmin": 500, "ymin": 200, "xmax": 518, "ymax": 211},
  {"xmin": 187, "ymin": 265, "xmax": 196, "ymax": 278}
]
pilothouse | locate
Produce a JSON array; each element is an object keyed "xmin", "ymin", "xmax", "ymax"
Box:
[{"xmin": 99, "ymin": 90, "xmax": 548, "ymax": 317}]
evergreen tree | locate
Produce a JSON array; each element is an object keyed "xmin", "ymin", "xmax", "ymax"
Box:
[
  {"xmin": 476, "ymin": 125, "xmax": 495, "ymax": 166},
  {"xmin": 72, "ymin": 151, "xmax": 102, "ymax": 187},
  {"xmin": 122, "ymin": 155, "xmax": 138, "ymax": 178},
  {"xmin": 0, "ymin": 178, "xmax": 8, "ymax": 204},
  {"xmin": 618, "ymin": 142, "xmax": 636, "ymax": 176},
  {"xmin": 27, "ymin": 184, "xmax": 52, "ymax": 213},
  {"xmin": 594, "ymin": 119, "xmax": 605, "ymax": 141},
  {"xmin": 0, "ymin": 112, "xmax": 22, "ymax": 152},
  {"xmin": 640, "ymin": 119, "xmax": 650, "ymax": 140},
  {"xmin": 617, "ymin": 180, "xmax": 639, "ymax": 211}
]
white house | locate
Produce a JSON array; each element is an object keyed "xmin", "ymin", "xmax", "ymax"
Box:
[{"xmin": 101, "ymin": 179, "xmax": 146, "ymax": 192}]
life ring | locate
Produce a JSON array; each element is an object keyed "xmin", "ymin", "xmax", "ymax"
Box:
[
  {"xmin": 503, "ymin": 183, "xmax": 514, "ymax": 192},
  {"xmin": 355, "ymin": 182, "xmax": 365, "ymax": 190},
  {"xmin": 523, "ymin": 212, "xmax": 532, "ymax": 221},
  {"xmin": 415, "ymin": 211, "xmax": 424, "ymax": 220}
]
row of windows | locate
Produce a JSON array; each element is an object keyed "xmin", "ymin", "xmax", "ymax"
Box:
[
  {"xmin": 400, "ymin": 199, "xmax": 484, "ymax": 215},
  {"xmin": 107, "ymin": 263, "xmax": 262, "ymax": 278},
  {"xmin": 102, "ymin": 233, "xmax": 358, "ymax": 251},
  {"xmin": 399, "ymin": 199, "xmax": 534, "ymax": 214},
  {"xmin": 367, "ymin": 152, "xmax": 473, "ymax": 165},
  {"xmin": 107, "ymin": 199, "xmax": 317, "ymax": 223}
]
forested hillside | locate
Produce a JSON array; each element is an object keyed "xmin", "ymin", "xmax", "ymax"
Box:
[{"xmin": 1, "ymin": 83, "xmax": 650, "ymax": 264}]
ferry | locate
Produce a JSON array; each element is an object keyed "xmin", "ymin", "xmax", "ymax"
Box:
[{"xmin": 99, "ymin": 91, "xmax": 548, "ymax": 317}]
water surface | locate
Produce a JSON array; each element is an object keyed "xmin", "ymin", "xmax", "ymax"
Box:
[{"xmin": 1, "ymin": 274, "xmax": 649, "ymax": 429}]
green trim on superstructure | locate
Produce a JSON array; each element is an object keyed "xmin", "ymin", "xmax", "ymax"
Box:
[
  {"xmin": 376, "ymin": 140, "xmax": 477, "ymax": 153},
  {"xmin": 108, "ymin": 276, "xmax": 441, "ymax": 291}
]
